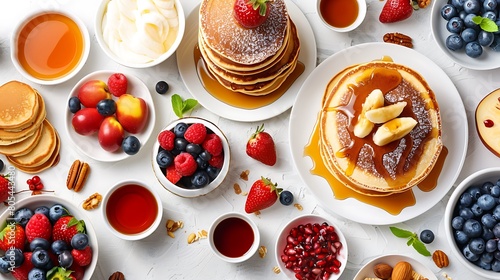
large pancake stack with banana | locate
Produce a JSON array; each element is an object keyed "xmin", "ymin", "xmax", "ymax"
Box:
[
  {"xmin": 198, "ymin": 0, "xmax": 300, "ymax": 96},
  {"xmin": 0, "ymin": 81, "xmax": 60, "ymax": 173},
  {"xmin": 319, "ymin": 59, "xmax": 443, "ymax": 196}
]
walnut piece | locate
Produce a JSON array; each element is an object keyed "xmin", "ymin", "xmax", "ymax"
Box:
[
  {"xmin": 166, "ymin": 219, "xmax": 184, "ymax": 238},
  {"xmin": 417, "ymin": 0, "xmax": 431, "ymax": 8},
  {"xmin": 109, "ymin": 271, "xmax": 125, "ymax": 280},
  {"xmin": 258, "ymin": 245, "xmax": 267, "ymax": 258},
  {"xmin": 383, "ymin": 32, "xmax": 413, "ymax": 48},
  {"xmin": 240, "ymin": 170, "xmax": 250, "ymax": 181},
  {"xmin": 82, "ymin": 193, "xmax": 102, "ymax": 210}
]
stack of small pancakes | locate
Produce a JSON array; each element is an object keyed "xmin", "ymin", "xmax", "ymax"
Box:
[
  {"xmin": 198, "ymin": 0, "xmax": 300, "ymax": 96},
  {"xmin": 0, "ymin": 81, "xmax": 60, "ymax": 173},
  {"xmin": 319, "ymin": 59, "xmax": 443, "ymax": 196}
]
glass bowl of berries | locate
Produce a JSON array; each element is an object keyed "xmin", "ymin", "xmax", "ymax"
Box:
[
  {"xmin": 444, "ymin": 167, "xmax": 500, "ymax": 279},
  {"xmin": 275, "ymin": 214, "xmax": 348, "ymax": 280},
  {"xmin": 151, "ymin": 117, "xmax": 230, "ymax": 198},
  {"xmin": 0, "ymin": 194, "xmax": 98, "ymax": 280}
]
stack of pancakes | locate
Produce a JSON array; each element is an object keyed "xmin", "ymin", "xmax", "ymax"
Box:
[
  {"xmin": 0, "ymin": 81, "xmax": 60, "ymax": 173},
  {"xmin": 319, "ymin": 59, "xmax": 443, "ymax": 196},
  {"xmin": 198, "ymin": 0, "xmax": 300, "ymax": 96}
]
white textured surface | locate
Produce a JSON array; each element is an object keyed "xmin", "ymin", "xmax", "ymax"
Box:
[{"xmin": 1, "ymin": 0, "xmax": 500, "ymax": 280}]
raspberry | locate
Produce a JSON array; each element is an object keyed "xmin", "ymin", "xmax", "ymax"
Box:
[
  {"xmin": 71, "ymin": 246, "xmax": 92, "ymax": 266},
  {"xmin": 184, "ymin": 123, "xmax": 207, "ymax": 144},
  {"xmin": 25, "ymin": 213, "xmax": 52, "ymax": 242},
  {"xmin": 107, "ymin": 73, "xmax": 128, "ymax": 97},
  {"xmin": 158, "ymin": 130, "xmax": 175, "ymax": 151},
  {"xmin": 202, "ymin": 133, "xmax": 223, "ymax": 156},
  {"xmin": 174, "ymin": 153, "xmax": 197, "ymax": 176},
  {"xmin": 209, "ymin": 154, "xmax": 224, "ymax": 169},
  {"xmin": 166, "ymin": 165, "xmax": 182, "ymax": 184}
]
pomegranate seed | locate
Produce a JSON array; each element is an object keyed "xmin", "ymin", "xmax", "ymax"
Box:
[
  {"xmin": 484, "ymin": 119, "xmax": 494, "ymax": 127},
  {"xmin": 311, "ymin": 268, "xmax": 322, "ymax": 275}
]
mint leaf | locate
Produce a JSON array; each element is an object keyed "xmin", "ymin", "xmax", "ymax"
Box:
[
  {"xmin": 472, "ymin": 16, "xmax": 499, "ymax": 32},
  {"xmin": 412, "ymin": 239, "xmax": 431, "ymax": 256},
  {"xmin": 407, "ymin": 238, "xmax": 414, "ymax": 246},
  {"xmin": 390, "ymin": 226, "xmax": 414, "ymax": 238},
  {"xmin": 171, "ymin": 94, "xmax": 198, "ymax": 118}
]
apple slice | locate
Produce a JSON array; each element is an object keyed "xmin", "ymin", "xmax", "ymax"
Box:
[{"xmin": 476, "ymin": 89, "xmax": 500, "ymax": 157}]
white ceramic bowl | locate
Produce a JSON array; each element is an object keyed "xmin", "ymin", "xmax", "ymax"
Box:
[
  {"xmin": 102, "ymin": 179, "xmax": 163, "ymax": 241},
  {"xmin": 275, "ymin": 214, "xmax": 348, "ymax": 280},
  {"xmin": 95, "ymin": 0, "xmax": 185, "ymax": 68},
  {"xmin": 10, "ymin": 10, "xmax": 90, "ymax": 85},
  {"xmin": 444, "ymin": 167, "xmax": 500, "ymax": 279},
  {"xmin": 316, "ymin": 0, "xmax": 366, "ymax": 32},
  {"xmin": 0, "ymin": 194, "xmax": 98, "ymax": 280},
  {"xmin": 208, "ymin": 212, "xmax": 260, "ymax": 263},
  {"xmin": 151, "ymin": 117, "xmax": 230, "ymax": 198},
  {"xmin": 65, "ymin": 70, "xmax": 156, "ymax": 162}
]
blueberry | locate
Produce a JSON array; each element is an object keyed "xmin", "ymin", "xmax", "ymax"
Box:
[
  {"xmin": 483, "ymin": 10, "xmax": 497, "ymax": 22},
  {"xmin": 49, "ymin": 204, "xmax": 68, "ymax": 223},
  {"xmin": 463, "ymin": 0, "xmax": 481, "ymax": 14},
  {"xmin": 478, "ymin": 31, "xmax": 495, "ymax": 46},
  {"xmin": 70, "ymin": 233, "xmax": 89, "ymax": 250},
  {"xmin": 482, "ymin": 252, "xmax": 495, "ymax": 263},
  {"xmin": 199, "ymin": 151, "xmax": 212, "ymax": 161},
  {"xmin": 471, "ymin": 203, "xmax": 483, "ymax": 216},
  {"xmin": 481, "ymin": 213, "xmax": 497, "ymax": 229},
  {"xmin": 492, "ymin": 205, "xmax": 500, "ymax": 220},
  {"xmin": 156, "ymin": 149, "xmax": 174, "ymax": 168},
  {"xmin": 463, "ymin": 245, "xmax": 480, "ymax": 261},
  {"xmin": 460, "ymin": 192, "xmax": 473, "ymax": 207},
  {"xmin": 0, "ymin": 256, "xmax": 10, "ymax": 273},
  {"xmin": 489, "ymin": 35, "xmax": 500, "ymax": 51},
  {"xmin": 478, "ymin": 194, "xmax": 496, "ymax": 211},
  {"xmin": 459, "ymin": 207, "xmax": 474, "ymax": 220},
  {"xmin": 191, "ymin": 171, "xmax": 210, "ymax": 188},
  {"xmin": 186, "ymin": 143, "xmax": 202, "ymax": 155},
  {"xmin": 279, "ymin": 190, "xmax": 294, "ymax": 206},
  {"xmin": 31, "ymin": 249, "xmax": 50, "ymax": 268},
  {"xmin": 206, "ymin": 165, "xmax": 220, "ymax": 180},
  {"xmin": 461, "ymin": 28, "xmax": 478, "ymax": 43},
  {"xmin": 447, "ymin": 17, "xmax": 465, "ymax": 34},
  {"xmin": 478, "ymin": 260, "xmax": 492, "ymax": 270},
  {"xmin": 493, "ymin": 259, "xmax": 500, "ymax": 271},
  {"xmin": 463, "ymin": 13, "xmax": 479, "ymax": 29},
  {"xmin": 446, "ymin": 34, "xmax": 465, "ymax": 51},
  {"xmin": 14, "ymin": 207, "xmax": 33, "ymax": 227},
  {"xmin": 68, "ymin": 96, "xmax": 81, "ymax": 114},
  {"xmin": 490, "ymin": 185, "xmax": 500, "ymax": 197},
  {"xmin": 96, "ymin": 99, "xmax": 116, "ymax": 117},
  {"xmin": 28, "ymin": 267, "xmax": 46, "ymax": 280},
  {"xmin": 0, "ymin": 159, "xmax": 4, "ymax": 173},
  {"xmin": 468, "ymin": 186, "xmax": 482, "ymax": 200},
  {"xmin": 493, "ymin": 223, "xmax": 500, "ymax": 237},
  {"xmin": 441, "ymin": 4, "xmax": 458, "ymax": 20},
  {"xmin": 469, "ymin": 237, "xmax": 486, "ymax": 254},
  {"xmin": 452, "ymin": 216, "xmax": 465, "ymax": 230},
  {"xmin": 465, "ymin": 41, "xmax": 483, "ymax": 58},
  {"xmin": 486, "ymin": 239, "xmax": 498, "ymax": 253},
  {"xmin": 451, "ymin": 0, "xmax": 466, "ymax": 10},
  {"xmin": 459, "ymin": 10, "xmax": 468, "ymax": 20},
  {"xmin": 174, "ymin": 137, "xmax": 188, "ymax": 151},
  {"xmin": 484, "ymin": 0, "xmax": 498, "ymax": 11},
  {"xmin": 58, "ymin": 250, "xmax": 73, "ymax": 268},
  {"xmin": 419, "ymin": 229, "xmax": 435, "ymax": 244},
  {"xmin": 173, "ymin": 123, "xmax": 188, "ymax": 138},
  {"xmin": 30, "ymin": 238, "xmax": 50, "ymax": 251},
  {"xmin": 495, "ymin": 250, "xmax": 500, "ymax": 261},
  {"xmin": 464, "ymin": 219, "xmax": 483, "ymax": 237},
  {"xmin": 5, "ymin": 248, "xmax": 23, "ymax": 267},
  {"xmin": 196, "ymin": 157, "xmax": 208, "ymax": 170},
  {"xmin": 51, "ymin": 240, "xmax": 69, "ymax": 255},
  {"xmin": 34, "ymin": 206, "xmax": 50, "ymax": 219},
  {"xmin": 122, "ymin": 136, "xmax": 141, "ymax": 155},
  {"xmin": 155, "ymin": 81, "xmax": 169, "ymax": 94}
]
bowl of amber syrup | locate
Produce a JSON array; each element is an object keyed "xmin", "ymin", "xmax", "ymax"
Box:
[
  {"xmin": 317, "ymin": 0, "xmax": 367, "ymax": 32},
  {"xmin": 10, "ymin": 10, "xmax": 90, "ymax": 85}
]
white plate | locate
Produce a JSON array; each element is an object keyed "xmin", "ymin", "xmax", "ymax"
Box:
[
  {"xmin": 430, "ymin": 0, "xmax": 500, "ymax": 70},
  {"xmin": 65, "ymin": 70, "xmax": 156, "ymax": 162},
  {"xmin": 353, "ymin": 254, "xmax": 437, "ymax": 280},
  {"xmin": 176, "ymin": 1, "xmax": 317, "ymax": 122},
  {"xmin": 289, "ymin": 42, "xmax": 468, "ymax": 225}
]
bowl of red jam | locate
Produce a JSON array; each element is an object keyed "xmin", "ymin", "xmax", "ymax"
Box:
[
  {"xmin": 102, "ymin": 180, "xmax": 163, "ymax": 241},
  {"xmin": 208, "ymin": 212, "xmax": 260, "ymax": 263}
]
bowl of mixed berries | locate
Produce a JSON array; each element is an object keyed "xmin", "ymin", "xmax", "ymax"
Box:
[
  {"xmin": 0, "ymin": 194, "xmax": 98, "ymax": 280},
  {"xmin": 151, "ymin": 117, "xmax": 230, "ymax": 198}
]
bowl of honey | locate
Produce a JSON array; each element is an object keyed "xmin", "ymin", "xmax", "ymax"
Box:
[
  {"xmin": 10, "ymin": 10, "xmax": 90, "ymax": 85},
  {"xmin": 102, "ymin": 179, "xmax": 163, "ymax": 241},
  {"xmin": 317, "ymin": 0, "xmax": 367, "ymax": 32},
  {"xmin": 208, "ymin": 212, "xmax": 260, "ymax": 263}
]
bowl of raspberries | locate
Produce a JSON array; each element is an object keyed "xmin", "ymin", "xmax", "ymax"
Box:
[
  {"xmin": 152, "ymin": 117, "xmax": 230, "ymax": 197},
  {"xmin": 0, "ymin": 194, "xmax": 98, "ymax": 280}
]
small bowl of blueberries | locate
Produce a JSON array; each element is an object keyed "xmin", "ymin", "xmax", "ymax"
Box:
[
  {"xmin": 444, "ymin": 167, "xmax": 500, "ymax": 279},
  {"xmin": 151, "ymin": 117, "xmax": 230, "ymax": 198}
]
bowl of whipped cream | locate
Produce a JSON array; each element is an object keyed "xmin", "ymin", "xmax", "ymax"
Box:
[{"xmin": 95, "ymin": 0, "xmax": 185, "ymax": 68}]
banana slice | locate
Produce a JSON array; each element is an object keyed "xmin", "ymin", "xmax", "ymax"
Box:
[
  {"xmin": 372, "ymin": 117, "xmax": 417, "ymax": 146},
  {"xmin": 353, "ymin": 89, "xmax": 385, "ymax": 138},
  {"xmin": 365, "ymin": 101, "xmax": 407, "ymax": 124}
]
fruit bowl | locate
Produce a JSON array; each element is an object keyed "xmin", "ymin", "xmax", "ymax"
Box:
[
  {"xmin": 275, "ymin": 214, "xmax": 348, "ymax": 280},
  {"xmin": 65, "ymin": 70, "xmax": 156, "ymax": 162},
  {"xmin": 353, "ymin": 254, "xmax": 437, "ymax": 280},
  {"xmin": 444, "ymin": 167, "xmax": 500, "ymax": 279},
  {"xmin": 0, "ymin": 194, "xmax": 98, "ymax": 280},
  {"xmin": 94, "ymin": 0, "xmax": 185, "ymax": 68},
  {"xmin": 151, "ymin": 117, "xmax": 230, "ymax": 198}
]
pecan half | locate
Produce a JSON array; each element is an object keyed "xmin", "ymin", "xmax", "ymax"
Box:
[
  {"xmin": 432, "ymin": 250, "xmax": 450, "ymax": 268},
  {"xmin": 109, "ymin": 271, "xmax": 125, "ymax": 280},
  {"xmin": 383, "ymin": 32, "xmax": 413, "ymax": 48}
]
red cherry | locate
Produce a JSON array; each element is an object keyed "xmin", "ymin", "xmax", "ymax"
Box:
[
  {"xmin": 34, "ymin": 183, "xmax": 44, "ymax": 191},
  {"xmin": 28, "ymin": 184, "xmax": 36, "ymax": 191},
  {"xmin": 31, "ymin": 175, "xmax": 41, "ymax": 185}
]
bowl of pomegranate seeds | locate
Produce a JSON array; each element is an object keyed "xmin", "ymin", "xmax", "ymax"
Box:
[
  {"xmin": 151, "ymin": 117, "xmax": 230, "ymax": 198},
  {"xmin": 275, "ymin": 214, "xmax": 348, "ymax": 280}
]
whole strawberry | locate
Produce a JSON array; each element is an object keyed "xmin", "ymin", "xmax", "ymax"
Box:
[
  {"xmin": 53, "ymin": 216, "xmax": 86, "ymax": 244},
  {"xmin": 0, "ymin": 174, "xmax": 11, "ymax": 202},
  {"xmin": 0, "ymin": 224, "xmax": 26, "ymax": 251},
  {"xmin": 234, "ymin": 0, "xmax": 270, "ymax": 28},
  {"xmin": 11, "ymin": 252, "xmax": 33, "ymax": 280},
  {"xmin": 246, "ymin": 124, "xmax": 277, "ymax": 166},
  {"xmin": 379, "ymin": 0, "xmax": 414, "ymax": 23},
  {"xmin": 245, "ymin": 177, "xmax": 281, "ymax": 213},
  {"xmin": 25, "ymin": 213, "xmax": 52, "ymax": 242},
  {"xmin": 107, "ymin": 73, "xmax": 128, "ymax": 97},
  {"xmin": 71, "ymin": 246, "xmax": 92, "ymax": 267}
]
